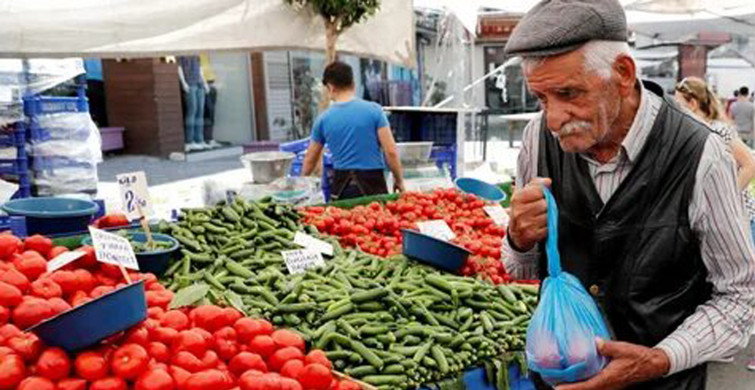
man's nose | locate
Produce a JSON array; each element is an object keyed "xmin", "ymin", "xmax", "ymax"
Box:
[{"xmin": 545, "ymin": 104, "xmax": 571, "ymax": 133}]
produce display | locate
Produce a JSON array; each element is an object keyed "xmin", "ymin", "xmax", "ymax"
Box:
[
  {"xmin": 159, "ymin": 197, "xmax": 537, "ymax": 389},
  {"xmin": 111, "ymin": 230, "xmax": 174, "ymax": 253},
  {"xmin": 0, "ymin": 231, "xmax": 354, "ymax": 390},
  {"xmin": 300, "ymin": 189, "xmax": 510, "ymax": 283}
]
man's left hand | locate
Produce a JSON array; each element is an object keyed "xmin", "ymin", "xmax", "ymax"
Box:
[{"xmin": 555, "ymin": 339, "xmax": 670, "ymax": 390}]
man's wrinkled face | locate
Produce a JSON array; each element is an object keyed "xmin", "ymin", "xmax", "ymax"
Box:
[{"xmin": 524, "ymin": 51, "xmax": 622, "ymax": 153}]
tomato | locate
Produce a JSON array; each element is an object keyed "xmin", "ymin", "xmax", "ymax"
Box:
[
  {"xmin": 36, "ymin": 347, "xmax": 71, "ymax": 380},
  {"xmin": 280, "ymin": 359, "xmax": 304, "ymax": 379},
  {"xmin": 185, "ymin": 369, "xmax": 233, "ymax": 390},
  {"xmin": 57, "ymin": 378, "xmax": 87, "ymax": 390},
  {"xmin": 148, "ymin": 306, "xmax": 166, "ymax": 320},
  {"xmin": 268, "ymin": 346, "xmax": 304, "ymax": 372},
  {"xmin": 148, "ymin": 341, "xmax": 171, "ymax": 363},
  {"xmin": 13, "ymin": 252, "xmax": 47, "ymax": 281},
  {"xmin": 234, "ymin": 318, "xmax": 273, "ymax": 343},
  {"xmin": 17, "ymin": 376, "xmax": 56, "ymax": 390},
  {"xmin": 0, "ymin": 281, "xmax": 22, "ymax": 307},
  {"xmin": 111, "ymin": 343, "xmax": 150, "ymax": 380},
  {"xmin": 0, "ymin": 269, "xmax": 30, "ymax": 293},
  {"xmin": 6, "ymin": 333, "xmax": 43, "ymax": 361},
  {"xmin": 271, "ymin": 329, "xmax": 305, "ymax": 351},
  {"xmin": 249, "ymin": 334, "xmax": 277, "ymax": 358},
  {"xmin": 50, "ymin": 271, "xmax": 78, "ymax": 295},
  {"xmin": 212, "ymin": 326, "xmax": 239, "ymax": 360},
  {"xmin": 90, "ymin": 377, "xmax": 128, "ymax": 390},
  {"xmin": 0, "ymin": 306, "xmax": 8, "ymax": 326},
  {"xmin": 298, "ymin": 363, "xmax": 333, "ymax": 390},
  {"xmin": 29, "ymin": 278, "xmax": 62, "ymax": 299},
  {"xmin": 0, "ymin": 234, "xmax": 21, "ymax": 261},
  {"xmin": 151, "ymin": 327, "xmax": 179, "ymax": 345},
  {"xmin": 172, "ymin": 330, "xmax": 207, "ymax": 357},
  {"xmin": 190, "ymin": 305, "xmax": 227, "ymax": 332},
  {"xmin": 200, "ymin": 350, "xmax": 220, "ymax": 369},
  {"xmin": 125, "ymin": 325, "xmax": 150, "ymax": 346},
  {"xmin": 161, "ymin": 310, "xmax": 190, "ymax": 331},
  {"xmin": 0, "ymin": 354, "xmax": 25, "ymax": 389},
  {"xmin": 24, "ymin": 235, "xmax": 52, "ymax": 258},
  {"xmin": 135, "ymin": 368, "xmax": 175, "ymax": 390},
  {"xmin": 304, "ymin": 350, "xmax": 332, "ymax": 370},
  {"xmin": 172, "ymin": 351, "xmax": 205, "ymax": 373},
  {"xmin": 146, "ymin": 290, "xmax": 174, "ymax": 309},
  {"xmin": 229, "ymin": 352, "xmax": 267, "ymax": 376}
]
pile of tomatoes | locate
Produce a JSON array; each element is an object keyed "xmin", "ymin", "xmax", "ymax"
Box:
[
  {"xmin": 302, "ymin": 189, "xmax": 511, "ymax": 284},
  {"xmin": 0, "ymin": 232, "xmax": 353, "ymax": 390}
]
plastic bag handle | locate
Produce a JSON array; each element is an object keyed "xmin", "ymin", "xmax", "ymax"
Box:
[{"xmin": 543, "ymin": 186, "xmax": 561, "ymax": 276}]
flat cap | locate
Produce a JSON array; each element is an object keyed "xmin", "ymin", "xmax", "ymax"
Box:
[{"xmin": 504, "ymin": 0, "xmax": 627, "ymax": 57}]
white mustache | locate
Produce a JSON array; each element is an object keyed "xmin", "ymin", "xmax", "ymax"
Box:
[{"xmin": 552, "ymin": 121, "xmax": 592, "ymax": 138}]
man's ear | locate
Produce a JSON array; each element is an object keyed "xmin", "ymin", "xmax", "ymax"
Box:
[{"xmin": 612, "ymin": 55, "xmax": 637, "ymax": 97}]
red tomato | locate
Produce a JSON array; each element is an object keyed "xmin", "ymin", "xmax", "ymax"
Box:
[
  {"xmin": 229, "ymin": 352, "xmax": 267, "ymax": 376},
  {"xmin": 57, "ymin": 378, "xmax": 87, "ymax": 390},
  {"xmin": 89, "ymin": 377, "xmax": 128, "ymax": 390},
  {"xmin": 135, "ymin": 369, "xmax": 174, "ymax": 390},
  {"xmin": 111, "ymin": 343, "xmax": 150, "ymax": 380},
  {"xmin": 36, "ymin": 347, "xmax": 71, "ymax": 380},
  {"xmin": 0, "ymin": 354, "xmax": 25, "ymax": 389},
  {"xmin": 75, "ymin": 351, "xmax": 109, "ymax": 381},
  {"xmin": 17, "ymin": 376, "xmax": 56, "ymax": 390},
  {"xmin": 184, "ymin": 369, "xmax": 233, "ymax": 390},
  {"xmin": 249, "ymin": 335, "xmax": 277, "ymax": 359}
]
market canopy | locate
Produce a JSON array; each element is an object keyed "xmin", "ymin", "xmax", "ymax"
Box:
[{"xmin": 0, "ymin": 0, "xmax": 415, "ymax": 66}]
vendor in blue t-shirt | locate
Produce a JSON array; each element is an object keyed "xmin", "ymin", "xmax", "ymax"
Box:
[{"xmin": 302, "ymin": 61, "xmax": 405, "ymax": 200}]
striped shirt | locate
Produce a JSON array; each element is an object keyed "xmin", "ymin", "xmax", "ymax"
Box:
[
  {"xmin": 503, "ymin": 85, "xmax": 755, "ymax": 376},
  {"xmin": 709, "ymin": 120, "xmax": 755, "ymax": 222}
]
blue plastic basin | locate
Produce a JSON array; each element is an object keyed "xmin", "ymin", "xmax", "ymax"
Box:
[
  {"xmin": 402, "ymin": 229, "xmax": 471, "ymax": 272},
  {"xmin": 82, "ymin": 232, "xmax": 179, "ymax": 276},
  {"xmin": 2, "ymin": 197, "xmax": 99, "ymax": 235},
  {"xmin": 455, "ymin": 177, "xmax": 507, "ymax": 202},
  {"xmin": 29, "ymin": 281, "xmax": 147, "ymax": 353}
]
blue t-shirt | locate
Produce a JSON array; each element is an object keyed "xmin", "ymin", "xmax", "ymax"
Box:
[{"xmin": 311, "ymin": 99, "xmax": 389, "ymax": 170}]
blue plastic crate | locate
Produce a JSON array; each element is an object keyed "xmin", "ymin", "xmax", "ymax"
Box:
[
  {"xmin": 0, "ymin": 157, "xmax": 28, "ymax": 176},
  {"xmin": 431, "ymin": 145, "xmax": 457, "ymax": 179},
  {"xmin": 24, "ymin": 96, "xmax": 89, "ymax": 116}
]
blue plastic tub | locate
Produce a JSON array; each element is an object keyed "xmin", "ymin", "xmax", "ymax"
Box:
[
  {"xmin": 29, "ymin": 281, "xmax": 147, "ymax": 353},
  {"xmin": 402, "ymin": 229, "xmax": 471, "ymax": 272},
  {"xmin": 455, "ymin": 177, "xmax": 507, "ymax": 202},
  {"xmin": 82, "ymin": 232, "xmax": 179, "ymax": 276},
  {"xmin": 2, "ymin": 197, "xmax": 99, "ymax": 235}
]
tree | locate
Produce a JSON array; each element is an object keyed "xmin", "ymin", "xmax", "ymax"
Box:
[{"xmin": 284, "ymin": 0, "xmax": 381, "ymax": 64}]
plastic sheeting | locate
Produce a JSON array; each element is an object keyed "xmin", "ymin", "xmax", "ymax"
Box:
[{"xmin": 0, "ymin": 0, "xmax": 415, "ymax": 67}]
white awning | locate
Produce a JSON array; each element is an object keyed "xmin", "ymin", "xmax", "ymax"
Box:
[{"xmin": 0, "ymin": 0, "xmax": 415, "ymax": 67}]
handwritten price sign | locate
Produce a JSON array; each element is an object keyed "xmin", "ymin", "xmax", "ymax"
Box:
[
  {"xmin": 117, "ymin": 171, "xmax": 153, "ymax": 219},
  {"xmin": 88, "ymin": 227, "xmax": 139, "ymax": 270}
]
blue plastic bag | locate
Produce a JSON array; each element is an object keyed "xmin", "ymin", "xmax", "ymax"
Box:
[{"xmin": 525, "ymin": 187, "xmax": 611, "ymax": 385}]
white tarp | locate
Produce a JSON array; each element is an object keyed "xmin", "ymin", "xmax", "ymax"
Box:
[{"xmin": 0, "ymin": 0, "xmax": 415, "ymax": 67}]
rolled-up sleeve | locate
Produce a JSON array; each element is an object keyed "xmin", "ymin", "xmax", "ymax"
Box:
[
  {"xmin": 502, "ymin": 116, "xmax": 543, "ymax": 280},
  {"xmin": 655, "ymin": 136, "xmax": 755, "ymax": 374}
]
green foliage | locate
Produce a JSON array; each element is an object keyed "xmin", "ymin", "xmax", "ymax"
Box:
[{"xmin": 284, "ymin": 0, "xmax": 381, "ymax": 31}]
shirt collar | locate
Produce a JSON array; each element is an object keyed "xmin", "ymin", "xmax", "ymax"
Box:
[{"xmin": 620, "ymin": 81, "xmax": 658, "ymax": 163}]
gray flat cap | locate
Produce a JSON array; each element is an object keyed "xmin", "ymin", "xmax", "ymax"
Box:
[{"xmin": 504, "ymin": 0, "xmax": 627, "ymax": 57}]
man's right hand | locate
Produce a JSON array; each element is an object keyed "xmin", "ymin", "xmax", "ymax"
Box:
[{"xmin": 508, "ymin": 177, "xmax": 551, "ymax": 251}]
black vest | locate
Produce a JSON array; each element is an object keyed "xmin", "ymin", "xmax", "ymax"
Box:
[{"xmin": 536, "ymin": 81, "xmax": 711, "ymax": 390}]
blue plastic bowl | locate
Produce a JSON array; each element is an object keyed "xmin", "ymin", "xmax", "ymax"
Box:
[
  {"xmin": 402, "ymin": 229, "xmax": 471, "ymax": 272},
  {"xmin": 2, "ymin": 197, "xmax": 99, "ymax": 235},
  {"xmin": 82, "ymin": 232, "xmax": 179, "ymax": 276},
  {"xmin": 29, "ymin": 281, "xmax": 147, "ymax": 353},
  {"xmin": 455, "ymin": 177, "xmax": 507, "ymax": 202}
]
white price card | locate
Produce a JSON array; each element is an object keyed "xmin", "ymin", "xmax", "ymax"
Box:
[
  {"xmin": 117, "ymin": 171, "xmax": 153, "ymax": 220},
  {"xmin": 417, "ymin": 220, "xmax": 456, "ymax": 241},
  {"xmin": 294, "ymin": 231, "xmax": 334, "ymax": 256},
  {"xmin": 282, "ymin": 249, "xmax": 326, "ymax": 275},
  {"xmin": 0, "ymin": 179, "xmax": 18, "ymax": 204},
  {"xmin": 88, "ymin": 227, "xmax": 139, "ymax": 270},
  {"xmin": 47, "ymin": 251, "xmax": 86, "ymax": 273},
  {"xmin": 484, "ymin": 205, "xmax": 510, "ymax": 227}
]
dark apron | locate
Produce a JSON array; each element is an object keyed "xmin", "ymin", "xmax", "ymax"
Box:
[{"xmin": 330, "ymin": 169, "xmax": 388, "ymax": 200}]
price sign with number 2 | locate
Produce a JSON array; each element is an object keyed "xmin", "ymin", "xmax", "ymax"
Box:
[{"xmin": 117, "ymin": 171, "xmax": 153, "ymax": 219}]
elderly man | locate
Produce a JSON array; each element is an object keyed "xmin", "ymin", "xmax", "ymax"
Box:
[{"xmin": 503, "ymin": 1, "xmax": 755, "ymax": 389}]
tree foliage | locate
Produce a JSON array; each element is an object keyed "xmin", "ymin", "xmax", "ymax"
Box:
[{"xmin": 285, "ymin": 0, "xmax": 381, "ymax": 33}]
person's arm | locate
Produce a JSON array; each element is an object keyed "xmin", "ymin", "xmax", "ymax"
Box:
[
  {"xmin": 731, "ymin": 137, "xmax": 755, "ymax": 190},
  {"xmin": 558, "ymin": 136, "xmax": 755, "ymax": 390},
  {"xmin": 376, "ymin": 126, "xmax": 404, "ymax": 192},
  {"xmin": 502, "ymin": 116, "xmax": 543, "ymax": 280},
  {"xmin": 302, "ymin": 141, "xmax": 324, "ymax": 177},
  {"xmin": 177, "ymin": 64, "xmax": 189, "ymax": 92}
]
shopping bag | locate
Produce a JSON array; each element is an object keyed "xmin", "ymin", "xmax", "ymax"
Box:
[{"xmin": 525, "ymin": 187, "xmax": 611, "ymax": 385}]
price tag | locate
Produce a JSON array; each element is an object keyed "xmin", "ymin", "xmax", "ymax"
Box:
[
  {"xmin": 0, "ymin": 179, "xmax": 18, "ymax": 204},
  {"xmin": 117, "ymin": 171, "xmax": 153, "ymax": 219},
  {"xmin": 282, "ymin": 249, "xmax": 326, "ymax": 275},
  {"xmin": 88, "ymin": 227, "xmax": 139, "ymax": 270},
  {"xmin": 484, "ymin": 205, "xmax": 510, "ymax": 227},
  {"xmin": 47, "ymin": 251, "xmax": 86, "ymax": 273},
  {"xmin": 417, "ymin": 220, "xmax": 456, "ymax": 241},
  {"xmin": 294, "ymin": 231, "xmax": 334, "ymax": 256}
]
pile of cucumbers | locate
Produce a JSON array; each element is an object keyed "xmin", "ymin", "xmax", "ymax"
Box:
[{"xmin": 159, "ymin": 197, "xmax": 538, "ymax": 390}]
